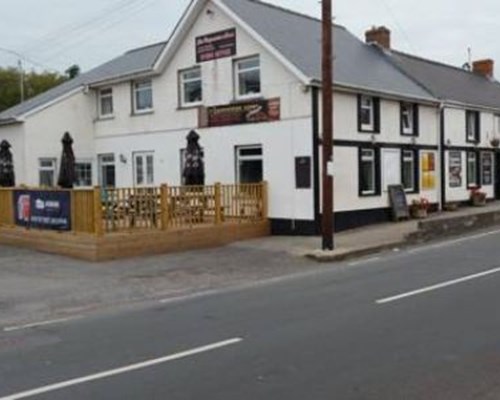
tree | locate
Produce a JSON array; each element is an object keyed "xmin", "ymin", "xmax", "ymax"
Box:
[
  {"xmin": 65, "ymin": 64, "xmax": 80, "ymax": 79},
  {"xmin": 0, "ymin": 67, "xmax": 67, "ymax": 112}
]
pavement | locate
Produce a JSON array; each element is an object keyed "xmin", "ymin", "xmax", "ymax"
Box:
[
  {"xmin": 1, "ymin": 202, "xmax": 500, "ymax": 330},
  {"xmin": 2, "ymin": 222, "xmax": 500, "ymax": 398}
]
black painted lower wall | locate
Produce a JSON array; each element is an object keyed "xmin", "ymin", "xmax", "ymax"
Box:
[{"xmin": 270, "ymin": 207, "xmax": 393, "ymax": 236}]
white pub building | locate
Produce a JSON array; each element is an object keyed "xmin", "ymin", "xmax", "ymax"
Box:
[{"xmin": 1, "ymin": 0, "xmax": 500, "ymax": 235}]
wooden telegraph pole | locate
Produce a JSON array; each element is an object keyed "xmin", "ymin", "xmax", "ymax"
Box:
[{"xmin": 321, "ymin": 0, "xmax": 334, "ymax": 250}]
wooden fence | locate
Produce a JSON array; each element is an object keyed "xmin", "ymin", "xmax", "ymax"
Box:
[{"xmin": 0, "ymin": 182, "xmax": 268, "ymax": 235}]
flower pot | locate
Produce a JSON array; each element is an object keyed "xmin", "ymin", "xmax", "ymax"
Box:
[
  {"xmin": 410, "ymin": 207, "xmax": 428, "ymax": 219},
  {"xmin": 471, "ymin": 195, "xmax": 486, "ymax": 207}
]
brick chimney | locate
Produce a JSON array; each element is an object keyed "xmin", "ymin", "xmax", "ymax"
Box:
[
  {"xmin": 365, "ymin": 26, "xmax": 391, "ymax": 50},
  {"xmin": 473, "ymin": 59, "xmax": 494, "ymax": 79}
]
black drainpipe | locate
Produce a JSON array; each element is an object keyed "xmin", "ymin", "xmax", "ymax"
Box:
[
  {"xmin": 311, "ymin": 86, "xmax": 321, "ymax": 234},
  {"xmin": 440, "ymin": 106, "xmax": 446, "ymax": 207}
]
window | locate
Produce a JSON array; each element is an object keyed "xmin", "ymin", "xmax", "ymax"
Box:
[
  {"xmin": 481, "ymin": 152, "xmax": 493, "ymax": 186},
  {"xmin": 74, "ymin": 162, "xmax": 92, "ymax": 187},
  {"xmin": 134, "ymin": 152, "xmax": 154, "ymax": 186},
  {"xmin": 495, "ymin": 115, "xmax": 500, "ymax": 135},
  {"xmin": 236, "ymin": 145, "xmax": 263, "ymax": 183},
  {"xmin": 358, "ymin": 95, "xmax": 380, "ymax": 132},
  {"xmin": 466, "ymin": 110, "xmax": 480, "ymax": 142},
  {"xmin": 401, "ymin": 103, "xmax": 419, "ymax": 136},
  {"xmin": 98, "ymin": 154, "xmax": 115, "ymax": 188},
  {"xmin": 359, "ymin": 148, "xmax": 377, "ymax": 195},
  {"xmin": 98, "ymin": 88, "xmax": 113, "ymax": 117},
  {"xmin": 235, "ymin": 56, "xmax": 261, "ymax": 98},
  {"xmin": 39, "ymin": 158, "xmax": 56, "ymax": 187},
  {"xmin": 467, "ymin": 151, "xmax": 478, "ymax": 187},
  {"xmin": 133, "ymin": 80, "xmax": 153, "ymax": 113},
  {"xmin": 402, "ymin": 150, "xmax": 417, "ymax": 192},
  {"xmin": 180, "ymin": 67, "xmax": 202, "ymax": 106}
]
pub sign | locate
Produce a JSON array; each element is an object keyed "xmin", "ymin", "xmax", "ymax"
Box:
[{"xmin": 196, "ymin": 28, "xmax": 237, "ymax": 63}]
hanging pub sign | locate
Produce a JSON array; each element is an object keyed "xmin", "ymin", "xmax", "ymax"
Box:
[
  {"xmin": 449, "ymin": 151, "xmax": 462, "ymax": 188},
  {"xmin": 481, "ymin": 152, "xmax": 493, "ymax": 185},
  {"xmin": 199, "ymin": 98, "xmax": 281, "ymax": 128},
  {"xmin": 196, "ymin": 28, "xmax": 237, "ymax": 63},
  {"xmin": 14, "ymin": 190, "xmax": 71, "ymax": 231}
]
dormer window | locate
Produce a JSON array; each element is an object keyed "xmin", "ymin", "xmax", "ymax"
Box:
[
  {"xmin": 98, "ymin": 88, "xmax": 113, "ymax": 117},
  {"xmin": 180, "ymin": 67, "xmax": 202, "ymax": 107},
  {"xmin": 133, "ymin": 79, "xmax": 153, "ymax": 113},
  {"xmin": 358, "ymin": 95, "xmax": 380, "ymax": 133},
  {"xmin": 235, "ymin": 56, "xmax": 261, "ymax": 99},
  {"xmin": 401, "ymin": 102, "xmax": 419, "ymax": 136},
  {"xmin": 466, "ymin": 110, "xmax": 480, "ymax": 142}
]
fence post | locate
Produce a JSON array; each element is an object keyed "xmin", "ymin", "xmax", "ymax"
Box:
[
  {"xmin": 70, "ymin": 190, "xmax": 76, "ymax": 233},
  {"xmin": 93, "ymin": 186, "xmax": 103, "ymax": 236},
  {"xmin": 215, "ymin": 182, "xmax": 222, "ymax": 225},
  {"xmin": 262, "ymin": 181, "xmax": 269, "ymax": 220},
  {"xmin": 161, "ymin": 184, "xmax": 170, "ymax": 230}
]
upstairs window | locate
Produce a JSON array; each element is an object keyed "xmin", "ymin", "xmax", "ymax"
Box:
[
  {"xmin": 133, "ymin": 80, "xmax": 153, "ymax": 113},
  {"xmin": 358, "ymin": 95, "xmax": 380, "ymax": 133},
  {"xmin": 180, "ymin": 67, "xmax": 202, "ymax": 107},
  {"xmin": 235, "ymin": 56, "xmax": 261, "ymax": 98},
  {"xmin": 466, "ymin": 110, "xmax": 480, "ymax": 142},
  {"xmin": 98, "ymin": 88, "xmax": 113, "ymax": 117},
  {"xmin": 401, "ymin": 103, "xmax": 419, "ymax": 136}
]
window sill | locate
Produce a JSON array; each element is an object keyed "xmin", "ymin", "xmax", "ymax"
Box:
[
  {"xmin": 359, "ymin": 129, "xmax": 379, "ymax": 134},
  {"xmin": 131, "ymin": 109, "xmax": 154, "ymax": 117},
  {"xmin": 96, "ymin": 115, "xmax": 115, "ymax": 122},
  {"xmin": 177, "ymin": 103, "xmax": 202, "ymax": 111},
  {"xmin": 233, "ymin": 94, "xmax": 263, "ymax": 102},
  {"xmin": 401, "ymin": 132, "xmax": 418, "ymax": 137},
  {"xmin": 359, "ymin": 192, "xmax": 379, "ymax": 197}
]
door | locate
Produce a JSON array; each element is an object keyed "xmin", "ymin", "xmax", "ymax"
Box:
[
  {"xmin": 495, "ymin": 152, "xmax": 500, "ymax": 199},
  {"xmin": 98, "ymin": 154, "xmax": 116, "ymax": 188}
]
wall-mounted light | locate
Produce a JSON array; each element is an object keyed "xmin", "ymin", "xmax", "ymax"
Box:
[
  {"xmin": 371, "ymin": 134, "xmax": 377, "ymax": 144},
  {"xmin": 206, "ymin": 8, "xmax": 214, "ymax": 16},
  {"xmin": 119, "ymin": 154, "xmax": 127, "ymax": 164},
  {"xmin": 446, "ymin": 139, "xmax": 452, "ymax": 147}
]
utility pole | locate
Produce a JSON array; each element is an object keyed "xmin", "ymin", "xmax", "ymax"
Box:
[
  {"xmin": 18, "ymin": 59, "xmax": 25, "ymax": 103},
  {"xmin": 321, "ymin": 0, "xmax": 334, "ymax": 250}
]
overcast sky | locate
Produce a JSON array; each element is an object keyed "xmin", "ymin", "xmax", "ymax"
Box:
[{"xmin": 0, "ymin": 0, "xmax": 497, "ymax": 74}]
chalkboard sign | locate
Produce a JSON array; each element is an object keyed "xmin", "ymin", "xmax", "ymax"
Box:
[
  {"xmin": 388, "ymin": 184, "xmax": 409, "ymax": 221},
  {"xmin": 295, "ymin": 156, "xmax": 311, "ymax": 189}
]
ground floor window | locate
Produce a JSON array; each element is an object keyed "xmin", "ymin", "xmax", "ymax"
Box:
[
  {"xmin": 402, "ymin": 150, "xmax": 417, "ymax": 192},
  {"xmin": 38, "ymin": 158, "xmax": 57, "ymax": 187},
  {"xmin": 236, "ymin": 145, "xmax": 263, "ymax": 183},
  {"xmin": 467, "ymin": 151, "xmax": 478, "ymax": 187},
  {"xmin": 75, "ymin": 162, "xmax": 92, "ymax": 187},
  {"xmin": 133, "ymin": 152, "xmax": 154, "ymax": 186},
  {"xmin": 98, "ymin": 154, "xmax": 116, "ymax": 188},
  {"xmin": 481, "ymin": 152, "xmax": 493, "ymax": 186},
  {"xmin": 359, "ymin": 148, "xmax": 378, "ymax": 196}
]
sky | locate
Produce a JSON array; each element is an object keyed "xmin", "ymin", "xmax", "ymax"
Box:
[{"xmin": 0, "ymin": 0, "xmax": 498, "ymax": 75}]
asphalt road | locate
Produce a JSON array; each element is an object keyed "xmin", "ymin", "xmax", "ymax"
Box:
[{"xmin": 2, "ymin": 229, "xmax": 500, "ymax": 399}]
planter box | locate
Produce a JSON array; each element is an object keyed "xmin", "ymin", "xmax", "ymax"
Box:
[
  {"xmin": 471, "ymin": 196, "xmax": 486, "ymax": 207},
  {"xmin": 410, "ymin": 207, "xmax": 428, "ymax": 219}
]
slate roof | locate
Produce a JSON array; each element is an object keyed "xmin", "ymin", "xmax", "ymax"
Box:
[
  {"xmin": 220, "ymin": 0, "xmax": 435, "ymax": 101},
  {"xmin": 0, "ymin": 41, "xmax": 166, "ymax": 122},
  {"xmin": 390, "ymin": 51, "xmax": 500, "ymax": 110}
]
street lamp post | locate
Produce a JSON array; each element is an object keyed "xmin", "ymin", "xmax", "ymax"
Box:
[{"xmin": 321, "ymin": 0, "xmax": 334, "ymax": 250}]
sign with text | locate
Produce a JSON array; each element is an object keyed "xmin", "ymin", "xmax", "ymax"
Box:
[
  {"xmin": 388, "ymin": 184, "xmax": 409, "ymax": 221},
  {"xmin": 449, "ymin": 151, "xmax": 462, "ymax": 188},
  {"xmin": 196, "ymin": 28, "xmax": 237, "ymax": 63},
  {"xmin": 199, "ymin": 98, "xmax": 281, "ymax": 128},
  {"xmin": 14, "ymin": 190, "xmax": 71, "ymax": 231}
]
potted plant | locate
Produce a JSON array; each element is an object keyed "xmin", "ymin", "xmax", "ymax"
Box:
[
  {"xmin": 469, "ymin": 186, "xmax": 487, "ymax": 206},
  {"xmin": 410, "ymin": 197, "xmax": 430, "ymax": 219}
]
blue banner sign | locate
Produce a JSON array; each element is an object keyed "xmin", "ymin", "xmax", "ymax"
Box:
[{"xmin": 14, "ymin": 190, "xmax": 71, "ymax": 231}]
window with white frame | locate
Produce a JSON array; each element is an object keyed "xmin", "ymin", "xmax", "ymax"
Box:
[
  {"xmin": 133, "ymin": 80, "xmax": 153, "ymax": 113},
  {"xmin": 401, "ymin": 103, "xmax": 418, "ymax": 135},
  {"xmin": 98, "ymin": 88, "xmax": 113, "ymax": 117},
  {"xmin": 467, "ymin": 151, "xmax": 478, "ymax": 187},
  {"xmin": 180, "ymin": 67, "xmax": 202, "ymax": 106},
  {"xmin": 39, "ymin": 158, "xmax": 57, "ymax": 187},
  {"xmin": 74, "ymin": 162, "xmax": 92, "ymax": 187},
  {"xmin": 466, "ymin": 110, "xmax": 480, "ymax": 142},
  {"xmin": 236, "ymin": 145, "xmax": 263, "ymax": 183},
  {"xmin": 402, "ymin": 150, "xmax": 416, "ymax": 192},
  {"xmin": 235, "ymin": 56, "xmax": 261, "ymax": 98},
  {"xmin": 133, "ymin": 152, "xmax": 154, "ymax": 186},
  {"xmin": 359, "ymin": 148, "xmax": 376, "ymax": 195},
  {"xmin": 359, "ymin": 95, "xmax": 375, "ymax": 132}
]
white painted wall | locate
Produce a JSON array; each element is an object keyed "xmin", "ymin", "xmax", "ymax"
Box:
[{"xmin": 23, "ymin": 90, "xmax": 96, "ymax": 186}]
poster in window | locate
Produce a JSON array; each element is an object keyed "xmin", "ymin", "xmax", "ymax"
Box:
[
  {"xmin": 421, "ymin": 151, "xmax": 436, "ymax": 190},
  {"xmin": 482, "ymin": 152, "xmax": 493, "ymax": 185},
  {"xmin": 448, "ymin": 151, "xmax": 462, "ymax": 188}
]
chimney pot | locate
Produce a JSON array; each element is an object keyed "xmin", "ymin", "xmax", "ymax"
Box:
[
  {"xmin": 365, "ymin": 26, "xmax": 391, "ymax": 50},
  {"xmin": 473, "ymin": 59, "xmax": 494, "ymax": 79}
]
